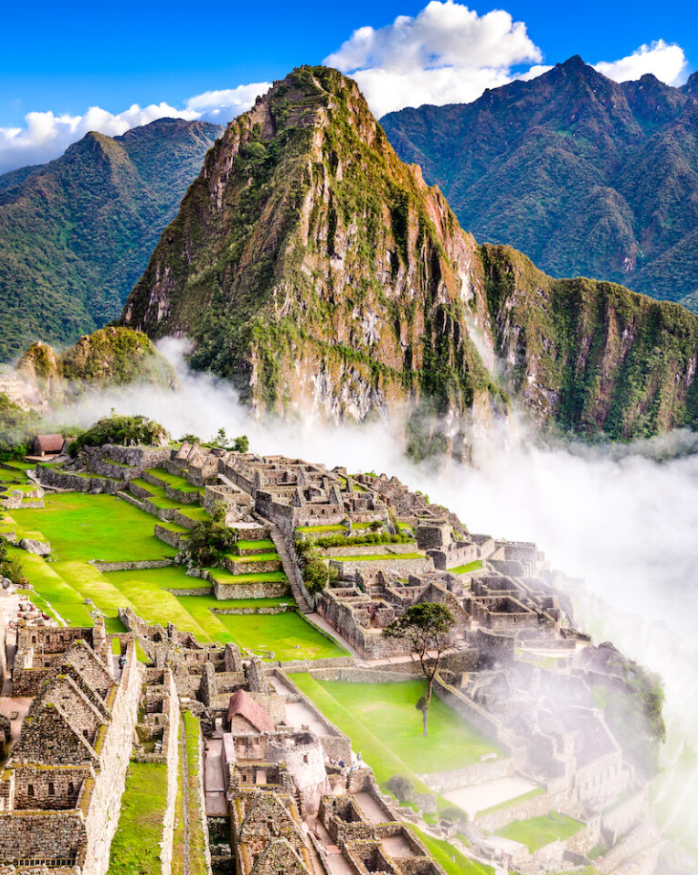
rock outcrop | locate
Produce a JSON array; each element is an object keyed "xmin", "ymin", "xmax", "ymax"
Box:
[{"xmin": 121, "ymin": 66, "xmax": 698, "ymax": 443}]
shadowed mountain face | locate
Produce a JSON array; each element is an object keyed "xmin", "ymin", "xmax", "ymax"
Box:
[
  {"xmin": 121, "ymin": 66, "xmax": 698, "ymax": 445},
  {"xmin": 382, "ymin": 57, "xmax": 698, "ymax": 312},
  {"xmin": 0, "ymin": 117, "xmax": 222, "ymax": 361}
]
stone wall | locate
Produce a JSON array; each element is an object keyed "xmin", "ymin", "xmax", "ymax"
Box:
[
  {"xmin": 600, "ymin": 787, "xmax": 648, "ymax": 843},
  {"xmin": 37, "ymin": 468, "xmax": 122, "ymax": 495},
  {"xmin": 0, "ymin": 809, "xmax": 86, "ymax": 865},
  {"xmin": 330, "ymin": 555, "xmax": 432, "ymax": 580},
  {"xmin": 423, "ymin": 757, "xmax": 513, "ymax": 795},
  {"xmin": 93, "ymin": 559, "xmax": 174, "ymax": 573},
  {"xmin": 432, "ymin": 673, "xmax": 508, "ymax": 752},
  {"xmin": 212, "ymin": 579, "xmax": 290, "ymax": 600},
  {"xmin": 81, "ymin": 639, "xmax": 143, "ymax": 875},
  {"xmin": 159, "ymin": 668, "xmax": 181, "ymax": 875}
]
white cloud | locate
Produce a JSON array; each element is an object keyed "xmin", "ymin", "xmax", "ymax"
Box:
[
  {"xmin": 184, "ymin": 83, "xmax": 271, "ymax": 121},
  {"xmin": 0, "ymin": 82, "xmax": 270, "ymax": 176},
  {"xmin": 594, "ymin": 39, "xmax": 689, "ymax": 87},
  {"xmin": 324, "ymin": 3, "xmax": 692, "ymax": 117},
  {"xmin": 324, "ymin": 1, "xmax": 542, "ymax": 116}
]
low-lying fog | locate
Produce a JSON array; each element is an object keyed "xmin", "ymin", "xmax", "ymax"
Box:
[{"xmin": 61, "ymin": 339, "xmax": 698, "ymax": 849}]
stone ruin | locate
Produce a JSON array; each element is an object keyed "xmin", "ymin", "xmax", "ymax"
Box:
[{"xmin": 0, "ymin": 624, "xmax": 141, "ymax": 873}]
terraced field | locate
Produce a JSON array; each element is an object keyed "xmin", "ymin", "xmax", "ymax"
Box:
[{"xmin": 4, "ymin": 476, "xmax": 345, "ymax": 658}]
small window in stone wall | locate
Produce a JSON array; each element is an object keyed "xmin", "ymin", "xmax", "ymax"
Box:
[
  {"xmin": 48, "ymin": 782, "xmax": 55, "ymax": 796},
  {"xmin": 27, "ymin": 784, "xmax": 34, "ymax": 797},
  {"xmin": 303, "ymin": 754, "xmax": 309, "ymax": 764},
  {"xmin": 69, "ymin": 782, "xmax": 75, "ymax": 795}
]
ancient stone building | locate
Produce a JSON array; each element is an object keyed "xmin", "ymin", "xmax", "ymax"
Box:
[{"xmin": 0, "ymin": 634, "xmax": 141, "ymax": 873}]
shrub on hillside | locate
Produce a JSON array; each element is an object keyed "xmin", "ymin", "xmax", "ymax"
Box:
[
  {"xmin": 313, "ymin": 532, "xmax": 411, "ymax": 549},
  {"xmin": 69, "ymin": 414, "xmax": 168, "ymax": 456},
  {"xmin": 186, "ymin": 504, "xmax": 237, "ymax": 567}
]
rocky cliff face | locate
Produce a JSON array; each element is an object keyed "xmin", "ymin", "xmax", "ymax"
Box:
[
  {"xmin": 122, "ymin": 66, "xmax": 698, "ymax": 444},
  {"xmin": 123, "ymin": 67, "xmax": 504, "ymax": 448}
]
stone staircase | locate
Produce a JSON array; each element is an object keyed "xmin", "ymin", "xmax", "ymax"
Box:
[{"xmin": 269, "ymin": 524, "xmax": 313, "ymax": 614}]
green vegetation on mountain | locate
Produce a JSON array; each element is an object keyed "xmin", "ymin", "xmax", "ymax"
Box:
[
  {"xmin": 123, "ymin": 66, "xmax": 501, "ymax": 439},
  {"xmin": 15, "ymin": 327, "xmax": 176, "ymax": 404},
  {"xmin": 0, "ymin": 118, "xmax": 221, "ymax": 361},
  {"xmin": 382, "ymin": 56, "xmax": 698, "ymax": 309},
  {"xmin": 122, "ymin": 66, "xmax": 698, "ymax": 442}
]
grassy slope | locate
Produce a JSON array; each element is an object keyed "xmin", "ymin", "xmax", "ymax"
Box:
[
  {"xmin": 9, "ymin": 493, "xmax": 339, "ymax": 659},
  {"xmin": 108, "ymin": 762, "xmax": 169, "ymax": 875}
]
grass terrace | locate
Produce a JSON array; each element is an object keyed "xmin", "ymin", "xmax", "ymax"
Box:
[
  {"xmin": 6, "ymin": 495, "xmax": 339, "ymax": 659},
  {"xmin": 333, "ymin": 552, "xmax": 423, "ymax": 562},
  {"xmin": 216, "ymin": 612, "xmax": 347, "ymax": 660},
  {"xmin": 13, "ymin": 493, "xmax": 177, "ymax": 562},
  {"xmin": 177, "ymin": 711, "xmax": 208, "ymax": 875},
  {"xmin": 108, "ymin": 761, "xmax": 169, "ymax": 875},
  {"xmin": 225, "ymin": 551, "xmax": 281, "ymax": 564},
  {"xmin": 495, "ymin": 811, "xmax": 584, "ymax": 852},
  {"xmin": 235, "ymin": 538, "xmax": 276, "ymax": 552},
  {"xmin": 145, "ymin": 467, "xmax": 203, "ymax": 494},
  {"xmin": 296, "ymin": 524, "xmax": 346, "ymax": 534},
  {"xmin": 292, "ymin": 676, "xmax": 502, "ymax": 785},
  {"xmin": 448, "ymin": 560, "xmax": 484, "ymax": 575}
]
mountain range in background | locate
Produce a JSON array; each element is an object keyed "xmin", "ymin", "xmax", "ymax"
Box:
[
  {"xmin": 382, "ymin": 55, "xmax": 698, "ymax": 311},
  {"xmin": 0, "ymin": 117, "xmax": 222, "ymax": 361},
  {"xmin": 121, "ymin": 66, "xmax": 698, "ymax": 446}
]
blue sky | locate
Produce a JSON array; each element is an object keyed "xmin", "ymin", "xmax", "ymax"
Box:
[{"xmin": 1, "ymin": 0, "xmax": 696, "ymax": 172}]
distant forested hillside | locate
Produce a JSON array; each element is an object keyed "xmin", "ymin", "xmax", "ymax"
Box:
[
  {"xmin": 0, "ymin": 117, "xmax": 222, "ymax": 361},
  {"xmin": 382, "ymin": 56, "xmax": 698, "ymax": 311}
]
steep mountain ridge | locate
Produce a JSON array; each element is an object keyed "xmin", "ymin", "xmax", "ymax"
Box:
[
  {"xmin": 0, "ymin": 117, "xmax": 222, "ymax": 361},
  {"xmin": 123, "ymin": 67, "xmax": 503, "ymax": 446},
  {"xmin": 382, "ymin": 57, "xmax": 698, "ymax": 309},
  {"xmin": 122, "ymin": 66, "xmax": 698, "ymax": 443}
]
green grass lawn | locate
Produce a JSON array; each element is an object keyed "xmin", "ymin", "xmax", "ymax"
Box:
[
  {"xmin": 496, "ymin": 811, "xmax": 584, "ymax": 852},
  {"xmin": 109, "ymin": 761, "xmax": 169, "ymax": 875},
  {"xmin": 216, "ymin": 611, "xmax": 347, "ymax": 660},
  {"xmin": 7, "ymin": 492, "xmax": 343, "ymax": 660},
  {"xmin": 296, "ymin": 524, "xmax": 345, "ymax": 534},
  {"xmin": 177, "ymin": 506, "xmax": 210, "ymax": 523},
  {"xmin": 13, "ymin": 493, "xmax": 176, "ymax": 562},
  {"xmin": 292, "ymin": 676, "xmax": 502, "ymax": 784},
  {"xmin": 448, "ymin": 560, "xmax": 484, "ymax": 574},
  {"xmin": 181, "ymin": 712, "xmax": 208, "ymax": 875}
]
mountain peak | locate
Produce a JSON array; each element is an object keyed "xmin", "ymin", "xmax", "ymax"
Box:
[{"xmin": 559, "ymin": 54, "xmax": 586, "ymax": 69}]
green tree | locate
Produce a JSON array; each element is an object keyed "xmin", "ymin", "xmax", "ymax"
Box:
[
  {"xmin": 69, "ymin": 414, "xmax": 168, "ymax": 456},
  {"xmin": 232, "ymin": 435, "xmax": 250, "ymax": 453},
  {"xmin": 383, "ymin": 603, "xmax": 455, "ymax": 736},
  {"xmin": 187, "ymin": 503, "xmax": 237, "ymax": 567}
]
